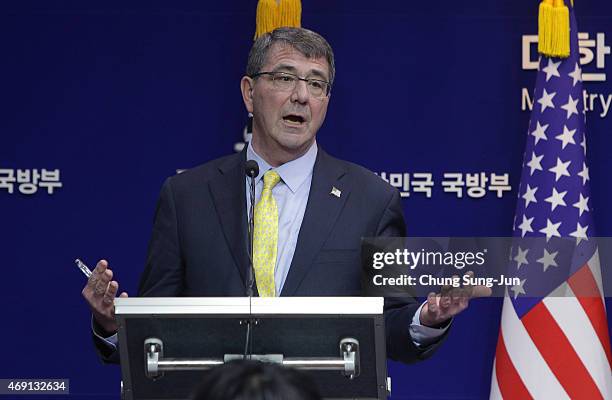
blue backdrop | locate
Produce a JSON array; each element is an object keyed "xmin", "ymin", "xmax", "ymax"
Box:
[{"xmin": 1, "ymin": 1, "xmax": 610, "ymax": 398}]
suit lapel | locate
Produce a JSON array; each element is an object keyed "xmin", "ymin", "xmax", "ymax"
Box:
[
  {"xmin": 208, "ymin": 151, "xmax": 250, "ymax": 287},
  {"xmin": 281, "ymin": 149, "xmax": 350, "ymax": 296}
]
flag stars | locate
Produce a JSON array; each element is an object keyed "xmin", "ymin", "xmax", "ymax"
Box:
[
  {"xmin": 518, "ymin": 215, "xmax": 534, "ymax": 237},
  {"xmin": 511, "ymin": 279, "xmax": 527, "ymax": 299},
  {"xmin": 555, "ymin": 126, "xmax": 576, "ymax": 149},
  {"xmin": 537, "ymin": 249, "xmax": 558, "ymax": 272},
  {"xmin": 577, "ymin": 162, "xmax": 590, "ymax": 185},
  {"xmin": 544, "ymin": 188, "xmax": 567, "ymax": 211},
  {"xmin": 527, "ymin": 152, "xmax": 544, "ymax": 176},
  {"xmin": 539, "ymin": 218, "xmax": 562, "ymax": 241},
  {"xmin": 514, "ymin": 246, "xmax": 529, "ymax": 270},
  {"xmin": 568, "ymin": 62, "xmax": 582, "ymax": 87},
  {"xmin": 561, "ymin": 95, "xmax": 579, "ymax": 119},
  {"xmin": 537, "ymin": 89, "xmax": 556, "ymax": 112},
  {"xmin": 569, "ymin": 222, "xmax": 588, "ymax": 244},
  {"xmin": 548, "ymin": 157, "xmax": 571, "ymax": 182},
  {"xmin": 580, "ymin": 135, "xmax": 587, "ymax": 156},
  {"xmin": 542, "ymin": 58, "xmax": 561, "ymax": 81},
  {"xmin": 522, "ymin": 184, "xmax": 538, "ymax": 208},
  {"xmin": 573, "ymin": 193, "xmax": 590, "ymax": 217},
  {"xmin": 531, "ymin": 122, "xmax": 549, "ymax": 145}
]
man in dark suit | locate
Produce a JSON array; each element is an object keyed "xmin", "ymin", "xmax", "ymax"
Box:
[{"xmin": 83, "ymin": 27, "xmax": 481, "ymax": 365}]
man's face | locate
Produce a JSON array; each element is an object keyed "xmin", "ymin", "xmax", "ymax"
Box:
[{"xmin": 241, "ymin": 43, "xmax": 330, "ymax": 166}]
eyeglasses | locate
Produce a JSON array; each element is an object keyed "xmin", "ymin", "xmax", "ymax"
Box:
[{"xmin": 251, "ymin": 71, "xmax": 331, "ymax": 98}]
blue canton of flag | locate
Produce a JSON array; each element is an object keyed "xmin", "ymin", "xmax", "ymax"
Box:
[{"xmin": 509, "ymin": 7, "xmax": 593, "ymax": 315}]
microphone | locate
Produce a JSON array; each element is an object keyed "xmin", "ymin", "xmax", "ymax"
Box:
[
  {"xmin": 245, "ymin": 159, "xmax": 259, "ymax": 179},
  {"xmin": 244, "ymin": 160, "xmax": 259, "ymax": 297}
]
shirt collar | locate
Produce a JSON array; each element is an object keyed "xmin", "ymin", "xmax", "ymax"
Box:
[{"xmin": 246, "ymin": 140, "xmax": 318, "ymax": 194}]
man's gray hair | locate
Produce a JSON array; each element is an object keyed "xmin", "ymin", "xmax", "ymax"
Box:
[{"xmin": 246, "ymin": 27, "xmax": 335, "ymax": 86}]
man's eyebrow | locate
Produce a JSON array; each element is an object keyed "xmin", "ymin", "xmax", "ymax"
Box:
[{"xmin": 272, "ymin": 64, "xmax": 329, "ymax": 81}]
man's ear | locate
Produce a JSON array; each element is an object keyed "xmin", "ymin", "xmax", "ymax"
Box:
[{"xmin": 240, "ymin": 76, "xmax": 254, "ymax": 114}]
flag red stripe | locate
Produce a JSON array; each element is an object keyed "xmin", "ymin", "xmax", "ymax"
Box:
[
  {"xmin": 522, "ymin": 302, "xmax": 603, "ymax": 400},
  {"xmin": 495, "ymin": 331, "xmax": 533, "ymax": 400},
  {"xmin": 568, "ymin": 264, "xmax": 612, "ymax": 368}
]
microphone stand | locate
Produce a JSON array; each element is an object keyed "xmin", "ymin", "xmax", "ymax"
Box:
[
  {"xmin": 246, "ymin": 173, "xmax": 256, "ymax": 297},
  {"xmin": 244, "ymin": 161, "xmax": 258, "ymax": 359}
]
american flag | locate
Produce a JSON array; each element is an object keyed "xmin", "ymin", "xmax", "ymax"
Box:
[{"xmin": 490, "ymin": 3, "xmax": 612, "ymax": 399}]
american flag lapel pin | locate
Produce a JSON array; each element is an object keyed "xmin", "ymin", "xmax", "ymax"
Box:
[{"xmin": 330, "ymin": 186, "xmax": 341, "ymax": 198}]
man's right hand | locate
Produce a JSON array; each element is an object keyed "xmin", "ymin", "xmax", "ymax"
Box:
[{"xmin": 81, "ymin": 259, "xmax": 128, "ymax": 335}]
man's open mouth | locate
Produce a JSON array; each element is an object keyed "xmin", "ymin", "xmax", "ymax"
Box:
[{"xmin": 283, "ymin": 114, "xmax": 305, "ymax": 124}]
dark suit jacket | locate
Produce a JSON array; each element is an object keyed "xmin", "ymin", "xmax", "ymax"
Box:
[{"xmin": 95, "ymin": 146, "xmax": 447, "ymax": 364}]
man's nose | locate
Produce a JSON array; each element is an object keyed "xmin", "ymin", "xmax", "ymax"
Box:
[{"xmin": 290, "ymin": 79, "xmax": 310, "ymax": 103}]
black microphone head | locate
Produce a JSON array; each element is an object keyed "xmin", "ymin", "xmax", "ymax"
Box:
[{"xmin": 245, "ymin": 160, "xmax": 259, "ymax": 178}]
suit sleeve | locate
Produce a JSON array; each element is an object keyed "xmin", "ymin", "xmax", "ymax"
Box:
[
  {"xmin": 377, "ymin": 189, "xmax": 449, "ymax": 364},
  {"xmin": 138, "ymin": 177, "xmax": 185, "ymax": 296}
]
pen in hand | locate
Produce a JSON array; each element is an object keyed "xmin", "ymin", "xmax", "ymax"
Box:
[{"xmin": 74, "ymin": 258, "xmax": 92, "ymax": 278}]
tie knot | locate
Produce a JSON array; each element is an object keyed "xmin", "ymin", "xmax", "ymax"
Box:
[{"xmin": 263, "ymin": 170, "xmax": 281, "ymax": 191}]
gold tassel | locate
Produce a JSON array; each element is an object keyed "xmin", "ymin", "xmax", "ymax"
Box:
[
  {"xmin": 538, "ymin": 0, "xmax": 570, "ymax": 58},
  {"xmin": 279, "ymin": 0, "xmax": 301, "ymax": 28},
  {"xmin": 255, "ymin": 0, "xmax": 302, "ymax": 40}
]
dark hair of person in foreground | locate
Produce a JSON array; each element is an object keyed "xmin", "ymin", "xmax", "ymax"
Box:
[{"xmin": 191, "ymin": 360, "xmax": 322, "ymax": 400}]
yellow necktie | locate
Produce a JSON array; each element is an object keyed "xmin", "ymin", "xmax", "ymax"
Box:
[{"xmin": 253, "ymin": 170, "xmax": 281, "ymax": 297}]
